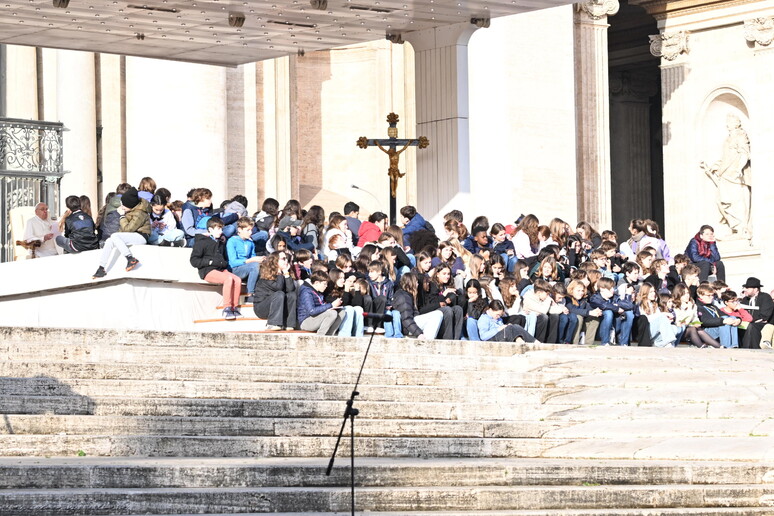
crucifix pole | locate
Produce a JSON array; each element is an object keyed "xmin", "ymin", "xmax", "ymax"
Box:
[{"xmin": 357, "ymin": 113, "xmax": 429, "ymax": 225}]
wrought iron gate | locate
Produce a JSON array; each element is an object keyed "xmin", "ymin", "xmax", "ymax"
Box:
[{"xmin": 0, "ymin": 118, "xmax": 67, "ymax": 262}]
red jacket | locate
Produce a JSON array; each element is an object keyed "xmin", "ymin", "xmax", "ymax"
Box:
[{"xmin": 357, "ymin": 221, "xmax": 382, "ymax": 247}]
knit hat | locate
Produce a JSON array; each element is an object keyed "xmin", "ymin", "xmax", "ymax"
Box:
[{"xmin": 121, "ymin": 187, "xmax": 140, "ymax": 209}]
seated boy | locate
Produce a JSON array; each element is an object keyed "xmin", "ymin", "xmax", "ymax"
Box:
[
  {"xmin": 522, "ymin": 279, "xmax": 564, "ymax": 343},
  {"xmin": 92, "ymin": 188, "xmax": 149, "ymax": 279},
  {"xmin": 56, "ymin": 195, "xmax": 99, "ymax": 254},
  {"xmin": 696, "ymin": 284, "xmax": 740, "ymax": 348},
  {"xmin": 367, "ymin": 261, "xmax": 402, "ymax": 338},
  {"xmin": 565, "ymin": 279, "xmax": 603, "ymax": 345},
  {"xmin": 298, "ymin": 271, "xmax": 345, "ymax": 335},
  {"xmin": 190, "ymin": 218, "xmax": 242, "ymax": 320},
  {"xmin": 227, "ymin": 217, "xmax": 263, "ymax": 300},
  {"xmin": 399, "ymin": 205, "xmax": 431, "ymax": 249},
  {"xmin": 589, "ymin": 277, "xmax": 634, "ymax": 346}
]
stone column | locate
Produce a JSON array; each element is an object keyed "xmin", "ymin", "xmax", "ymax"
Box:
[
  {"xmin": 57, "ymin": 50, "xmax": 98, "ymax": 204},
  {"xmin": 403, "ymin": 22, "xmax": 478, "ymax": 219},
  {"xmin": 4, "ymin": 45, "xmax": 38, "ymax": 120},
  {"xmin": 260, "ymin": 57, "xmax": 293, "ymax": 203},
  {"xmin": 96, "ymin": 54, "xmax": 126, "ymax": 201},
  {"xmin": 609, "ymin": 70, "xmax": 658, "ymax": 237},
  {"xmin": 574, "ymin": 0, "xmax": 619, "ymax": 230},
  {"xmin": 651, "ymin": 31, "xmax": 690, "ymax": 243}
]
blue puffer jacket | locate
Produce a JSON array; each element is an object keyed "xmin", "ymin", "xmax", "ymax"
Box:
[
  {"xmin": 685, "ymin": 236, "xmax": 721, "ymax": 264},
  {"xmin": 297, "ymin": 283, "xmax": 333, "ymax": 324},
  {"xmin": 402, "ymin": 212, "xmax": 428, "ymax": 247}
]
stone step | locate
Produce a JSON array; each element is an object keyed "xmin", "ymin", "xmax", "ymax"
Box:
[
  {"xmin": 542, "ymin": 419, "xmax": 774, "ymax": 439},
  {"xmin": 0, "ymin": 396, "xmax": 569, "ymax": 421},
  {"xmin": 104, "ymin": 510, "xmax": 774, "ymax": 516},
  {"xmin": 544, "ymin": 384, "xmax": 768, "ymax": 405},
  {"xmin": 0, "ymin": 344, "xmax": 528, "ymax": 372},
  {"xmin": 1, "ymin": 457, "xmax": 771, "ymax": 490},
  {"xmin": 0, "ymin": 327, "xmax": 540, "ymax": 356},
  {"xmin": 1, "ymin": 484, "xmax": 773, "ymax": 515},
  {"xmin": 0, "ymin": 435, "xmax": 564, "ymax": 458},
  {"xmin": 0, "ymin": 361, "xmax": 549, "ymax": 388},
  {"xmin": 0, "ymin": 377, "xmax": 553, "ymax": 404},
  {"xmin": 543, "ymin": 401, "xmax": 774, "ymax": 421},
  {"xmin": 0, "ymin": 415, "xmax": 562, "ymax": 438}
]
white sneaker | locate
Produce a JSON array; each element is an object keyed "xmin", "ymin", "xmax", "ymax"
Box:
[
  {"xmin": 374, "ymin": 327, "xmax": 386, "ymax": 334},
  {"xmin": 365, "ymin": 327, "xmax": 374, "ymax": 333},
  {"xmin": 762, "ymin": 340, "xmax": 772, "ymax": 349},
  {"xmin": 265, "ymin": 325, "xmax": 282, "ymax": 331}
]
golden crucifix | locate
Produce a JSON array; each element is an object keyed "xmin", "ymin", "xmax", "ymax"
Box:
[{"xmin": 357, "ymin": 113, "xmax": 429, "ymax": 224}]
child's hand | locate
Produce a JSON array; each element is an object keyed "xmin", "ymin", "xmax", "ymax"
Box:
[
  {"xmin": 590, "ymin": 308, "xmax": 602, "ymax": 317},
  {"xmin": 331, "ymin": 298, "xmax": 343, "ymax": 308}
]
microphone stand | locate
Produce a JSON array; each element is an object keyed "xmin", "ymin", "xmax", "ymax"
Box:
[{"xmin": 326, "ymin": 318, "xmax": 384, "ymax": 516}]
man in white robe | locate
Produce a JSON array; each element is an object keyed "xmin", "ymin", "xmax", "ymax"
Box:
[{"xmin": 23, "ymin": 203, "xmax": 59, "ymax": 258}]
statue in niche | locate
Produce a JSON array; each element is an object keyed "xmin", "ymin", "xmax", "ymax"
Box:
[{"xmin": 700, "ymin": 114, "xmax": 752, "ymax": 242}]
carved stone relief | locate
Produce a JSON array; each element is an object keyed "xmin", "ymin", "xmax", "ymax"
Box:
[
  {"xmin": 649, "ymin": 31, "xmax": 689, "ymax": 61},
  {"xmin": 578, "ymin": 0, "xmax": 620, "ymax": 20},
  {"xmin": 744, "ymin": 17, "xmax": 774, "ymax": 46}
]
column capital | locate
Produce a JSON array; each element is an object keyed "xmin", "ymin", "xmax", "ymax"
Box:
[
  {"xmin": 402, "ymin": 21, "xmax": 479, "ymax": 51},
  {"xmin": 577, "ymin": 0, "xmax": 620, "ymax": 21},
  {"xmin": 649, "ymin": 31, "xmax": 689, "ymax": 61},
  {"xmin": 744, "ymin": 17, "xmax": 774, "ymax": 47}
]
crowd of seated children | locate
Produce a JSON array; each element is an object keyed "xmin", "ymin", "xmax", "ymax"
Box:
[{"xmin": 42, "ymin": 179, "xmax": 774, "ymax": 347}]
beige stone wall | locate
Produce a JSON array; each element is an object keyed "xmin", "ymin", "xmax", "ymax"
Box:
[
  {"xmin": 657, "ymin": 1, "xmax": 774, "ymax": 287},
  {"xmin": 468, "ymin": 5, "xmax": 578, "ymax": 227},
  {"xmin": 124, "ymin": 57, "xmax": 228, "ymax": 204}
]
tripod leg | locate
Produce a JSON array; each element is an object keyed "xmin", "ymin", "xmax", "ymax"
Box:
[{"xmin": 350, "ymin": 412, "xmax": 355, "ymax": 516}]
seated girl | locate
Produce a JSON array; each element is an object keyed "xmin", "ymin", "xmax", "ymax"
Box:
[
  {"xmin": 477, "ymin": 300, "xmax": 536, "ymax": 344},
  {"xmin": 672, "ymin": 283, "xmax": 720, "ymax": 348},
  {"xmin": 565, "ymin": 279, "xmax": 602, "ymax": 345},
  {"xmin": 252, "ymin": 251, "xmax": 297, "ymax": 331},
  {"xmin": 636, "ymin": 283, "xmax": 678, "ymax": 347},
  {"xmin": 326, "ymin": 268, "xmax": 365, "ymax": 337},
  {"xmin": 392, "ymin": 273, "xmax": 444, "ymax": 340}
]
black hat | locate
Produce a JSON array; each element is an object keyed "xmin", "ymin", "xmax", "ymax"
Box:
[
  {"xmin": 743, "ymin": 277, "xmax": 763, "ymax": 289},
  {"xmin": 121, "ymin": 187, "xmax": 140, "ymax": 209}
]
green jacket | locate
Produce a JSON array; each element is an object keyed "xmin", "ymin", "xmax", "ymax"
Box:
[{"xmin": 120, "ymin": 200, "xmax": 151, "ymax": 236}]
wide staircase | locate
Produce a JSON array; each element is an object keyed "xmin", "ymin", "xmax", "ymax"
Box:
[{"xmin": 0, "ymin": 326, "xmax": 773, "ymax": 515}]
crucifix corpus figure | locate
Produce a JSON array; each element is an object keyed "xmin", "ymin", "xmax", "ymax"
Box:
[{"xmin": 357, "ymin": 112, "xmax": 429, "ymax": 224}]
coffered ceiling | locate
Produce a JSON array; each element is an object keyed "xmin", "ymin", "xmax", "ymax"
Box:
[{"xmin": 0, "ymin": 0, "xmax": 576, "ymax": 66}]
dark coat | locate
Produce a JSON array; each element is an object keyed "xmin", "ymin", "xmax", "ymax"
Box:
[
  {"xmin": 589, "ymin": 292, "xmax": 634, "ymax": 313},
  {"xmin": 393, "ymin": 289, "xmax": 423, "ymax": 337},
  {"xmin": 190, "ymin": 234, "xmax": 229, "ymax": 280},
  {"xmin": 741, "ymin": 292, "xmax": 774, "ymax": 323},
  {"xmin": 696, "ymin": 300, "xmax": 726, "ymax": 327},
  {"xmin": 63, "ymin": 210, "xmax": 99, "ymax": 252},
  {"xmin": 253, "ymin": 274, "xmax": 296, "ymax": 304}
]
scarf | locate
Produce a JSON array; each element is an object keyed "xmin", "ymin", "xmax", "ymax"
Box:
[{"xmin": 694, "ymin": 233, "xmax": 713, "ymax": 259}]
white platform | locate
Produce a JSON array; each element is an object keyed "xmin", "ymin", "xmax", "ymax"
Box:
[{"xmin": 0, "ymin": 246, "xmax": 226, "ymax": 332}]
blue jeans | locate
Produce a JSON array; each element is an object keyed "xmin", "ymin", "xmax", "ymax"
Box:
[
  {"xmin": 150, "ymin": 228, "xmax": 184, "ymax": 245},
  {"xmin": 384, "ymin": 309, "xmax": 403, "ymax": 338},
  {"xmin": 704, "ymin": 323, "xmax": 739, "ymax": 348},
  {"xmin": 338, "ymin": 306, "xmax": 364, "ymax": 337},
  {"xmin": 598, "ymin": 310, "xmax": 634, "ymax": 345},
  {"xmin": 231, "ymin": 262, "xmax": 260, "ymax": 294},
  {"xmin": 222, "ymin": 223, "xmax": 238, "ymax": 239},
  {"xmin": 558, "ymin": 312, "xmax": 579, "ymax": 344},
  {"xmin": 501, "ymin": 253, "xmax": 519, "ymax": 273}
]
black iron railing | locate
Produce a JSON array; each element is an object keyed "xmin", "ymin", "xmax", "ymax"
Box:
[{"xmin": 0, "ymin": 118, "xmax": 67, "ymax": 262}]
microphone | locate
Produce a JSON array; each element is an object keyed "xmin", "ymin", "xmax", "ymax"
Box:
[{"xmin": 362, "ymin": 312, "xmax": 391, "ymax": 322}]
